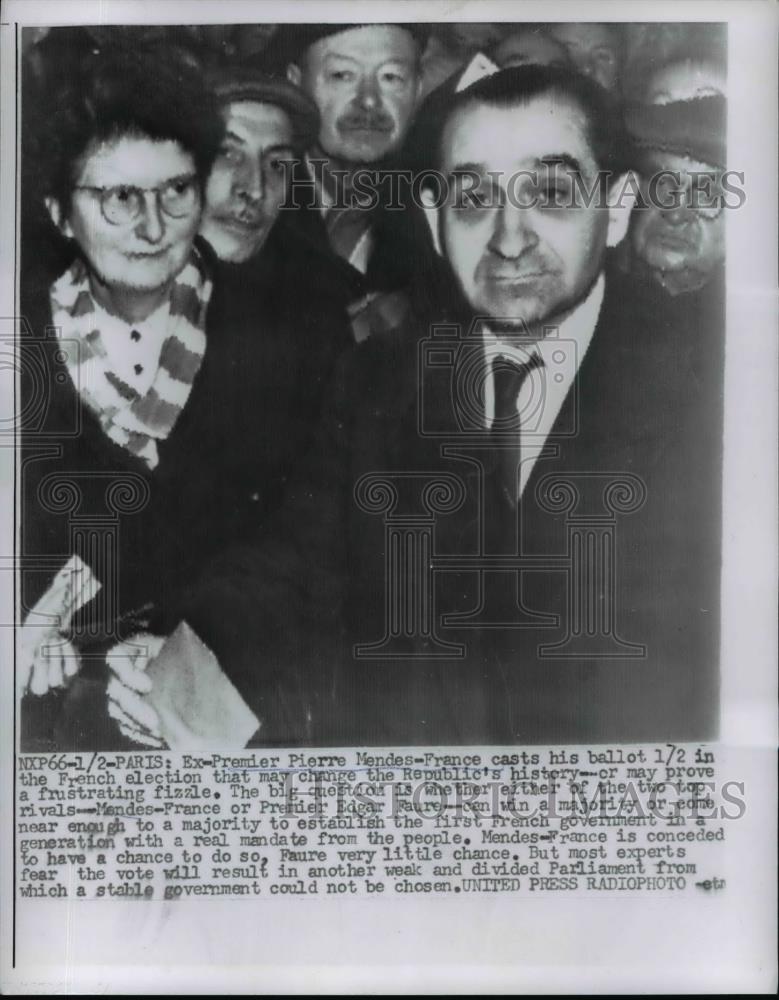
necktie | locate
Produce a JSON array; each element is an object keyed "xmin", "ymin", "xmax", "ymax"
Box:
[
  {"xmin": 490, "ymin": 352, "xmax": 544, "ymax": 506},
  {"xmin": 326, "ymin": 205, "xmax": 374, "ymax": 266}
]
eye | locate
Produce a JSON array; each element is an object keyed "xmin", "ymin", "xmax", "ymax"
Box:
[
  {"xmin": 532, "ymin": 173, "xmax": 575, "ymax": 210},
  {"xmin": 328, "ymin": 69, "xmax": 355, "ymax": 83},
  {"xmin": 454, "ymin": 189, "xmax": 492, "ymax": 212},
  {"xmin": 381, "ymin": 70, "xmax": 406, "ymax": 84},
  {"xmin": 539, "ymin": 182, "xmax": 569, "ymax": 208},
  {"xmin": 114, "ymin": 186, "xmax": 135, "ymax": 203},
  {"xmin": 655, "ymin": 177, "xmax": 681, "ymax": 203},
  {"xmin": 170, "ymin": 177, "xmax": 194, "ymax": 195},
  {"xmin": 267, "ymin": 157, "xmax": 288, "ymax": 174},
  {"xmin": 218, "ymin": 146, "xmax": 242, "ymax": 164}
]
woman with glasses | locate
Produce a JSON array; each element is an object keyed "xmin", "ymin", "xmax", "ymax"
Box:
[
  {"xmin": 18, "ymin": 46, "xmax": 352, "ymax": 750},
  {"xmin": 18, "ymin": 47, "xmax": 223, "ymax": 749}
]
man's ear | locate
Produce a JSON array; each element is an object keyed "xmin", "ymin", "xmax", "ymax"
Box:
[
  {"xmin": 45, "ymin": 197, "xmax": 73, "ymax": 239},
  {"xmin": 287, "ymin": 62, "xmax": 302, "ymax": 87},
  {"xmin": 419, "ymin": 186, "xmax": 443, "ymax": 256},
  {"xmin": 606, "ymin": 170, "xmax": 639, "ymax": 249}
]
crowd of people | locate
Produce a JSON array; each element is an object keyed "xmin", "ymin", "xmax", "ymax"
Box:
[{"xmin": 19, "ymin": 22, "xmax": 727, "ymax": 750}]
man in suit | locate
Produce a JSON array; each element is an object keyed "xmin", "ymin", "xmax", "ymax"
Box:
[{"xmin": 114, "ymin": 65, "xmax": 722, "ymax": 748}]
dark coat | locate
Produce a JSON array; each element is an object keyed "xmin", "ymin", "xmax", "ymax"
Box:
[
  {"xmin": 175, "ymin": 264, "xmax": 724, "ymax": 747},
  {"xmin": 19, "ymin": 226, "xmax": 352, "ymax": 749},
  {"xmin": 281, "ymin": 159, "xmax": 439, "ymax": 304}
]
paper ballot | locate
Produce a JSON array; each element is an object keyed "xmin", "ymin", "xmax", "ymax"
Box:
[
  {"xmin": 145, "ymin": 621, "xmax": 260, "ymax": 749},
  {"xmin": 19, "ymin": 555, "xmax": 101, "ymax": 695}
]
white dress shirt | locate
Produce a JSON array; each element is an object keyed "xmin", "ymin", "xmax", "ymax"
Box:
[
  {"xmin": 482, "ymin": 274, "xmax": 605, "ymax": 501},
  {"xmin": 91, "ymin": 299, "xmax": 171, "ymax": 398}
]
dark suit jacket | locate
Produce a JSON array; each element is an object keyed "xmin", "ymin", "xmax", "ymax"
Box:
[
  {"xmin": 175, "ymin": 265, "xmax": 724, "ymax": 747},
  {"xmin": 282, "ymin": 159, "xmax": 439, "ymax": 304}
]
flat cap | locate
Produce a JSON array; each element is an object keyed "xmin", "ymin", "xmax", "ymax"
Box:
[{"xmin": 208, "ymin": 67, "xmax": 320, "ymax": 150}]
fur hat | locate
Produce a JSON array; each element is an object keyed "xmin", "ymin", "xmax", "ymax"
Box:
[{"xmin": 624, "ymin": 95, "xmax": 726, "ymax": 169}]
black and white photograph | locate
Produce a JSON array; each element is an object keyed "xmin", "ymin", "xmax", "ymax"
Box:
[
  {"xmin": 16, "ymin": 15, "xmax": 731, "ymax": 751},
  {"xmin": 1, "ymin": 1, "xmax": 776, "ymax": 994}
]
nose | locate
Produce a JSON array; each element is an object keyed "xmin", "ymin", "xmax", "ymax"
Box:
[
  {"xmin": 488, "ymin": 204, "xmax": 539, "ymax": 260},
  {"xmin": 234, "ymin": 156, "xmax": 264, "ymax": 203},
  {"xmin": 135, "ymin": 192, "xmax": 165, "ymax": 244},
  {"xmin": 662, "ymin": 200, "xmax": 695, "ymax": 228},
  {"xmin": 355, "ymin": 73, "xmax": 381, "ymax": 111}
]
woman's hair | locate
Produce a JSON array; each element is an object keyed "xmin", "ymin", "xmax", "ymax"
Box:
[{"xmin": 32, "ymin": 44, "xmax": 223, "ymax": 217}]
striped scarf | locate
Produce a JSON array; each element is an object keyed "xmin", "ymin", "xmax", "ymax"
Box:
[{"xmin": 50, "ymin": 252, "xmax": 212, "ymax": 469}]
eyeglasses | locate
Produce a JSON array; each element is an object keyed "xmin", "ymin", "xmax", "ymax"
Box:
[
  {"xmin": 73, "ymin": 174, "xmax": 200, "ymax": 225},
  {"xmin": 647, "ymin": 174, "xmax": 725, "ymax": 221}
]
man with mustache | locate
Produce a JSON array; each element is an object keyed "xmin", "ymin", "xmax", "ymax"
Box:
[
  {"xmin": 200, "ymin": 68, "xmax": 319, "ymax": 265},
  {"xmin": 113, "ymin": 65, "xmax": 723, "ymax": 749},
  {"xmin": 257, "ymin": 23, "xmax": 429, "ymax": 338},
  {"xmin": 625, "ymin": 94, "xmax": 727, "ymax": 298}
]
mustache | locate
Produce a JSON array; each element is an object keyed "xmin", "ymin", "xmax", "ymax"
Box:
[
  {"xmin": 647, "ymin": 226, "xmax": 699, "ymax": 252},
  {"xmin": 215, "ymin": 208, "xmax": 266, "ymax": 228},
  {"xmin": 337, "ymin": 111, "xmax": 394, "ymax": 132}
]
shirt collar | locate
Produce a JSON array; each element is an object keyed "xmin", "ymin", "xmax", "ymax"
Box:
[{"xmin": 305, "ymin": 153, "xmax": 334, "ymax": 213}]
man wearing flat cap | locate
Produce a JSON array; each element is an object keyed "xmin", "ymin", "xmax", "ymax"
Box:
[
  {"xmin": 200, "ymin": 68, "xmax": 320, "ymax": 265},
  {"xmin": 266, "ymin": 23, "xmax": 428, "ymax": 322}
]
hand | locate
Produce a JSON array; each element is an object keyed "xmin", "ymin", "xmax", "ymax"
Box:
[
  {"xmin": 20, "ymin": 556, "xmax": 101, "ymax": 697},
  {"xmin": 20, "ymin": 633, "xmax": 80, "ymax": 698},
  {"xmin": 106, "ymin": 634, "xmax": 166, "ymax": 747}
]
